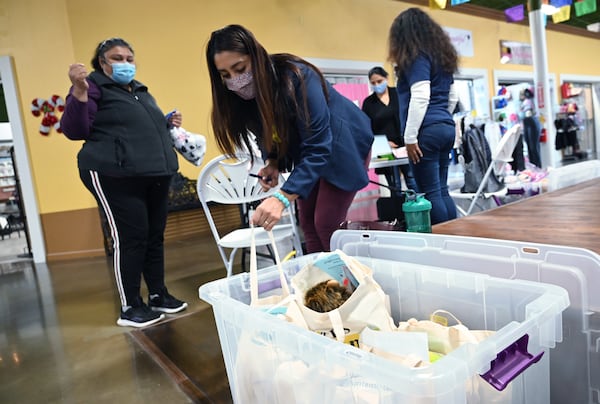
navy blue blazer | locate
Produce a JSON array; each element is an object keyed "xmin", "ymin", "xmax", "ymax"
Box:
[{"xmin": 280, "ymin": 63, "xmax": 374, "ymax": 199}]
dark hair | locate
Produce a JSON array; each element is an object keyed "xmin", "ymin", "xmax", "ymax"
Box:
[
  {"xmin": 91, "ymin": 38, "xmax": 134, "ymax": 71},
  {"xmin": 206, "ymin": 24, "xmax": 328, "ymax": 160},
  {"xmin": 368, "ymin": 66, "xmax": 388, "ymax": 79},
  {"xmin": 388, "ymin": 8, "xmax": 458, "ymax": 78},
  {"xmin": 524, "ymin": 88, "xmax": 534, "ymax": 99}
]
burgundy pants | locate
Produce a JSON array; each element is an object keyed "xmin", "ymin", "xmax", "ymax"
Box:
[{"xmin": 297, "ymin": 179, "xmax": 357, "ymax": 253}]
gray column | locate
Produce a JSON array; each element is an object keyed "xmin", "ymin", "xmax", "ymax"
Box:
[{"xmin": 528, "ymin": 0, "xmax": 558, "ymax": 168}]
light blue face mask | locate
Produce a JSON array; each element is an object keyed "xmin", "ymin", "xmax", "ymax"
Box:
[
  {"xmin": 372, "ymin": 80, "xmax": 388, "ymax": 95},
  {"xmin": 111, "ymin": 62, "xmax": 136, "ymax": 85}
]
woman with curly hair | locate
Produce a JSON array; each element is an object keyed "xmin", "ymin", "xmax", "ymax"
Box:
[
  {"xmin": 388, "ymin": 8, "xmax": 459, "ymax": 224},
  {"xmin": 206, "ymin": 25, "xmax": 373, "ymax": 253}
]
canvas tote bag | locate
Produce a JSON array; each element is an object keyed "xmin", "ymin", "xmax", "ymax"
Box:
[
  {"xmin": 397, "ymin": 309, "xmax": 495, "ymax": 355},
  {"xmin": 233, "ymin": 226, "xmax": 298, "ymax": 403},
  {"xmin": 248, "ymin": 225, "xmax": 291, "ymax": 310},
  {"xmin": 285, "ymin": 250, "xmax": 396, "ymax": 345}
]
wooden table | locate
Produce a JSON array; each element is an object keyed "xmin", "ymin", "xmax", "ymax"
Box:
[{"xmin": 433, "ymin": 178, "xmax": 600, "ymax": 255}]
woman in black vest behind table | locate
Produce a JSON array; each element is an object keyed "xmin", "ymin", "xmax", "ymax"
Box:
[
  {"xmin": 362, "ymin": 66, "xmax": 417, "ymax": 193},
  {"xmin": 60, "ymin": 38, "xmax": 187, "ymax": 328}
]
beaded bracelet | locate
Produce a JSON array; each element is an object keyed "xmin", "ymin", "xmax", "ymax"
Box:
[{"xmin": 272, "ymin": 191, "xmax": 290, "ymax": 209}]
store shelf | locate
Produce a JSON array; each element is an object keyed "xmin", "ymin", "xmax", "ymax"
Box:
[{"xmin": 0, "ymin": 144, "xmax": 26, "ymax": 244}]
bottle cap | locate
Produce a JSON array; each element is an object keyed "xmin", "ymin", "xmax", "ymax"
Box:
[{"xmin": 402, "ymin": 189, "xmax": 432, "ymax": 213}]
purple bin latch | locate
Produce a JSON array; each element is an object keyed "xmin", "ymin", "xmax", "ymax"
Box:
[{"xmin": 480, "ymin": 334, "xmax": 544, "ymax": 391}]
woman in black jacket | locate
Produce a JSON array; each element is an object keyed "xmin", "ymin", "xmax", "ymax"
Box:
[{"xmin": 60, "ymin": 38, "xmax": 187, "ymax": 328}]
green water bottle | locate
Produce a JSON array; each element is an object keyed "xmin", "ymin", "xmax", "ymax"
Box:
[{"xmin": 402, "ymin": 190, "xmax": 432, "ymax": 233}]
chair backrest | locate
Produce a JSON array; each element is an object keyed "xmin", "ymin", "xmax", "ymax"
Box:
[
  {"xmin": 492, "ymin": 123, "xmax": 520, "ymax": 175},
  {"xmin": 547, "ymin": 159, "xmax": 600, "ymax": 192},
  {"xmin": 197, "ymin": 153, "xmax": 291, "ymax": 243},
  {"xmin": 197, "ymin": 153, "xmax": 303, "ymax": 274},
  {"xmin": 197, "ymin": 154, "xmax": 284, "ymax": 206}
]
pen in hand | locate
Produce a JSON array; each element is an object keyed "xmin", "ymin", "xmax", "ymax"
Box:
[{"xmin": 249, "ymin": 173, "xmax": 272, "ymax": 183}]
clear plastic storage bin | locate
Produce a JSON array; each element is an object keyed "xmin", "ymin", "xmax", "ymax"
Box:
[
  {"xmin": 331, "ymin": 230, "xmax": 600, "ymax": 404},
  {"xmin": 199, "ymin": 248, "xmax": 568, "ymax": 403}
]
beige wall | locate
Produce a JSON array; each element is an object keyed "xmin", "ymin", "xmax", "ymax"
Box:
[{"xmin": 1, "ymin": 0, "xmax": 599, "ymax": 258}]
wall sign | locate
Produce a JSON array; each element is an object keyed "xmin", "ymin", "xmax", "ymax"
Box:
[
  {"xmin": 499, "ymin": 40, "xmax": 533, "ymax": 65},
  {"xmin": 444, "ymin": 27, "xmax": 474, "ymax": 57}
]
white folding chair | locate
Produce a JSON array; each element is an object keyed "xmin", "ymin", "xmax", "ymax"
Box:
[
  {"xmin": 451, "ymin": 124, "xmax": 521, "ymax": 216},
  {"xmin": 197, "ymin": 153, "xmax": 303, "ymax": 277}
]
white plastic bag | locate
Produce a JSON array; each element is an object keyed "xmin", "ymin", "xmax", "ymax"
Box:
[{"xmin": 169, "ymin": 126, "xmax": 206, "ymax": 166}]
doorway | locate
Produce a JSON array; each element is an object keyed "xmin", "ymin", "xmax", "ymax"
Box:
[
  {"xmin": 316, "ymin": 59, "xmax": 379, "ymax": 221},
  {"xmin": 0, "ymin": 56, "xmax": 46, "ymax": 263},
  {"xmin": 493, "ymin": 70, "xmax": 560, "ymax": 168},
  {"xmin": 558, "ymin": 75, "xmax": 600, "ymax": 162}
]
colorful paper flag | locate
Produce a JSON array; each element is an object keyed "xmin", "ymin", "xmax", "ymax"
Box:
[
  {"xmin": 505, "ymin": 4, "xmax": 525, "ymax": 22},
  {"xmin": 552, "ymin": 5, "xmax": 571, "ymax": 23},
  {"xmin": 587, "ymin": 22, "xmax": 600, "ymax": 32},
  {"xmin": 574, "ymin": 0, "xmax": 597, "ymax": 16},
  {"xmin": 550, "ymin": 0, "xmax": 572, "ymax": 7},
  {"xmin": 451, "ymin": 0, "xmax": 470, "ymax": 5},
  {"xmin": 429, "ymin": 0, "xmax": 448, "ymax": 9}
]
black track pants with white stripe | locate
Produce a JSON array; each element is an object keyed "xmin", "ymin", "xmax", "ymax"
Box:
[{"xmin": 80, "ymin": 169, "xmax": 173, "ymax": 308}]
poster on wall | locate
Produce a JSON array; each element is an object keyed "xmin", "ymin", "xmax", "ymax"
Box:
[
  {"xmin": 444, "ymin": 27, "xmax": 474, "ymax": 57},
  {"xmin": 499, "ymin": 40, "xmax": 533, "ymax": 65}
]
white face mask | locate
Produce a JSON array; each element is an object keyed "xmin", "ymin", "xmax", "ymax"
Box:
[{"xmin": 224, "ymin": 70, "xmax": 255, "ymax": 100}]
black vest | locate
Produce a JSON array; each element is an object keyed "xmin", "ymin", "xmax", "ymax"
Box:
[{"xmin": 77, "ymin": 71, "xmax": 178, "ymax": 176}]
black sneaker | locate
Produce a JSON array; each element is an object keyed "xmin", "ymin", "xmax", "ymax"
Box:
[
  {"xmin": 148, "ymin": 288, "xmax": 188, "ymax": 314},
  {"xmin": 117, "ymin": 301, "xmax": 165, "ymax": 328}
]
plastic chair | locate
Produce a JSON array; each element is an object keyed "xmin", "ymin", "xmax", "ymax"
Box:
[
  {"xmin": 450, "ymin": 124, "xmax": 521, "ymax": 216},
  {"xmin": 197, "ymin": 153, "xmax": 303, "ymax": 277}
]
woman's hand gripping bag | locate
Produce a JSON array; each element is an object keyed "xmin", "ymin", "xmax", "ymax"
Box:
[
  {"xmin": 286, "ymin": 250, "xmax": 396, "ymax": 345},
  {"xmin": 169, "ymin": 127, "xmax": 206, "ymax": 166}
]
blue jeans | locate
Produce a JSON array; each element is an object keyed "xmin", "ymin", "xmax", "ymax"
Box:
[
  {"xmin": 523, "ymin": 116, "xmax": 542, "ymax": 167},
  {"xmin": 410, "ymin": 123, "xmax": 457, "ymax": 224}
]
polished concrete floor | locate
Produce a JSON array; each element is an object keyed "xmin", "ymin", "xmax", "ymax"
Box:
[
  {"xmin": 0, "ymin": 228, "xmax": 30, "ymax": 261},
  {"xmin": 0, "ymin": 235, "xmax": 255, "ymax": 403}
]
